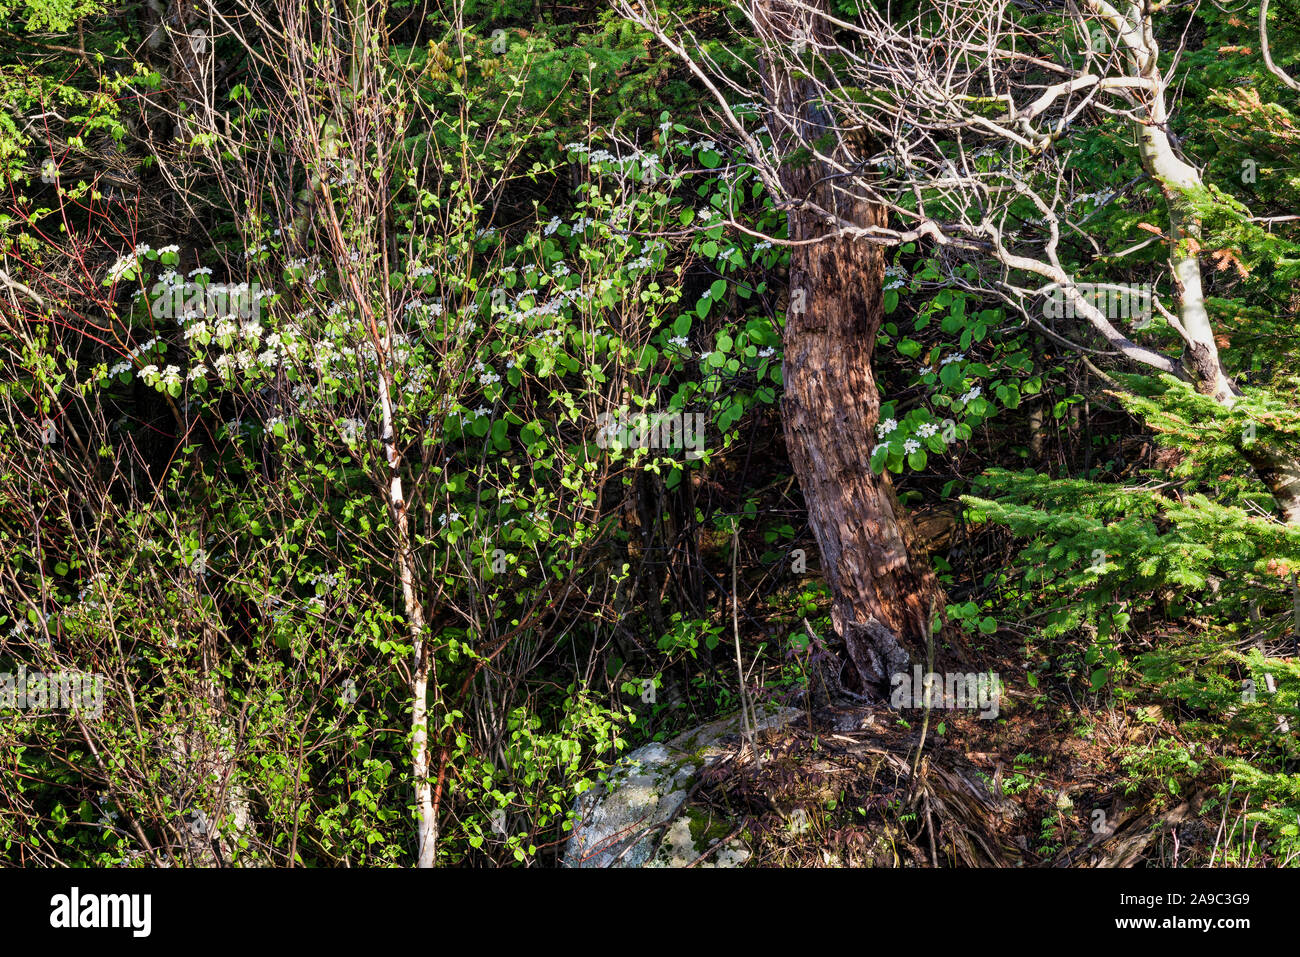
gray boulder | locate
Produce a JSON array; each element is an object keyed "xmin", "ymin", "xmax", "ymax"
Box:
[{"xmin": 562, "ymin": 705, "xmax": 801, "ymax": 868}]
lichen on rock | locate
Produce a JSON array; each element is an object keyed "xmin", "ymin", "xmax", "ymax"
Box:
[{"xmin": 562, "ymin": 705, "xmax": 801, "ymax": 868}]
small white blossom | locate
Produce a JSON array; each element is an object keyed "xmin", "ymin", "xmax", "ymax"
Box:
[{"xmin": 106, "ymin": 253, "xmax": 138, "ymax": 282}]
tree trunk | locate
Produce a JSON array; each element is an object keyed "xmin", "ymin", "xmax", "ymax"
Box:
[
  {"xmin": 1097, "ymin": 0, "xmax": 1300, "ymax": 525},
  {"xmin": 757, "ymin": 0, "xmax": 949, "ymax": 693}
]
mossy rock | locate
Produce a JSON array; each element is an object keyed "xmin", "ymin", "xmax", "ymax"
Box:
[{"xmin": 562, "ymin": 705, "xmax": 800, "ymax": 867}]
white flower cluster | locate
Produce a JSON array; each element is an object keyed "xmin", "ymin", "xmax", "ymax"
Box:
[
  {"xmin": 510, "ymin": 293, "xmax": 569, "ymax": 325},
  {"xmin": 309, "ymin": 570, "xmax": 341, "ymax": 589},
  {"xmin": 403, "ymin": 364, "xmax": 433, "ymax": 397},
  {"xmin": 106, "ymin": 252, "xmax": 139, "ymax": 283},
  {"xmin": 1072, "ymin": 191, "xmax": 1110, "ymax": 207},
  {"xmin": 138, "ymin": 364, "xmax": 182, "ymax": 388}
]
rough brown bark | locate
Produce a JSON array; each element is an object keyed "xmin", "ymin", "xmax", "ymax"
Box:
[
  {"xmin": 781, "ymin": 195, "xmax": 949, "ymax": 691},
  {"xmin": 757, "ymin": 0, "xmax": 949, "ymax": 693}
]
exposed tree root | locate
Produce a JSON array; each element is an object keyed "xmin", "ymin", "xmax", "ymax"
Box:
[
  {"xmin": 697, "ymin": 708, "xmax": 1025, "ymax": 867},
  {"xmin": 1053, "ymin": 792, "xmax": 1209, "ymax": 868}
]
